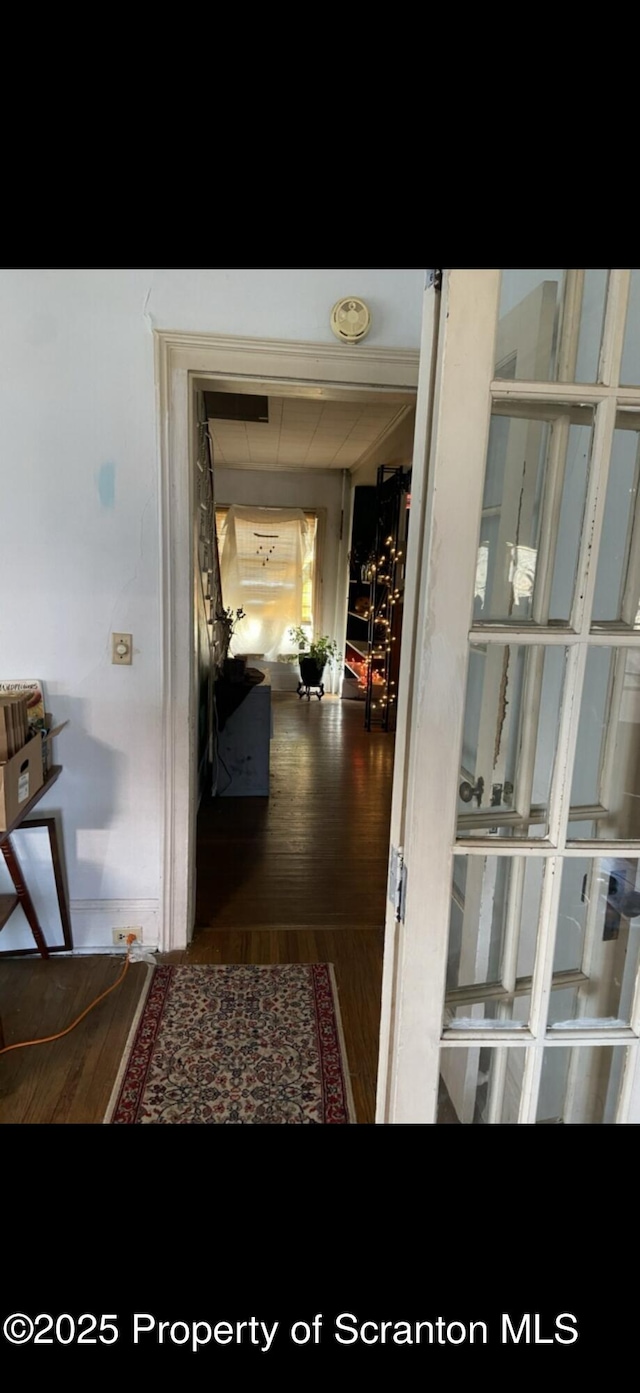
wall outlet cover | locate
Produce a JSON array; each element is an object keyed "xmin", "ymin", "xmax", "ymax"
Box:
[{"xmin": 112, "ymin": 928, "xmax": 142, "ymax": 944}]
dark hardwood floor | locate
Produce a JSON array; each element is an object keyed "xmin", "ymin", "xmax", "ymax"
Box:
[
  {"xmin": 0, "ymin": 693, "xmax": 394, "ymax": 1124},
  {"xmin": 196, "ymin": 693, "xmax": 394, "ymax": 931}
]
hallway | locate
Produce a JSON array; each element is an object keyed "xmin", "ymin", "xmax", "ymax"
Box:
[{"xmin": 184, "ymin": 692, "xmax": 396, "ymax": 1121}]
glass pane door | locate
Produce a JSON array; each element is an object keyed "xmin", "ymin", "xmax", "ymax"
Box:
[
  {"xmin": 442, "ymin": 270, "xmax": 640, "ymax": 1123},
  {"xmin": 380, "ymin": 270, "xmax": 640, "ymax": 1124}
]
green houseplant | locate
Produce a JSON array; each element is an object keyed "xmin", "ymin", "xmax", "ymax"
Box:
[
  {"xmin": 288, "ymin": 627, "xmax": 342, "ymax": 700},
  {"xmin": 217, "ymin": 606, "xmax": 247, "ymax": 682}
]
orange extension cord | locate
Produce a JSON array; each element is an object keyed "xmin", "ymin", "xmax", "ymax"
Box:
[{"xmin": 0, "ymin": 933, "xmax": 138, "ymax": 1056}]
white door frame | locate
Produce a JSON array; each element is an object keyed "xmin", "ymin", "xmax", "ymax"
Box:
[
  {"xmin": 155, "ymin": 329, "xmax": 421, "ymax": 956},
  {"xmin": 376, "ymin": 271, "xmax": 499, "ymax": 1122}
]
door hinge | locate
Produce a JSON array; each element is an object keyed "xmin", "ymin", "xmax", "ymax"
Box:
[
  {"xmin": 427, "ymin": 269, "xmax": 443, "ymax": 291},
  {"xmin": 388, "ymin": 845, "xmax": 407, "ymax": 924}
]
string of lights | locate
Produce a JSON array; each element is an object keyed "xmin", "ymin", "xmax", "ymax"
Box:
[{"xmin": 365, "ymin": 465, "xmax": 408, "ymax": 732}]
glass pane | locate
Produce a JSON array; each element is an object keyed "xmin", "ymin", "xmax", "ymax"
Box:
[
  {"xmin": 446, "ymin": 998, "xmax": 530, "ymax": 1028},
  {"xmin": 570, "ymin": 647, "xmax": 640, "ymax": 838},
  {"xmin": 537, "ymin": 1046, "xmax": 624, "ymax": 1123},
  {"xmin": 496, "ymin": 271, "xmax": 607, "ymax": 383},
  {"xmin": 438, "ymin": 1047, "xmax": 524, "ymax": 1123},
  {"xmin": 458, "ymin": 646, "xmax": 566, "ymax": 838},
  {"xmin": 548, "ymin": 420, "xmax": 594, "ymax": 620},
  {"xmin": 575, "ymin": 270, "xmax": 609, "ymax": 383},
  {"xmin": 473, "ymin": 412, "xmax": 593, "ymax": 625},
  {"xmin": 620, "ymin": 269, "xmax": 640, "ymax": 385},
  {"xmin": 592, "ymin": 420, "xmax": 640, "ymax": 626},
  {"xmin": 552, "ymin": 858, "xmax": 640, "ymax": 1024},
  {"xmin": 446, "ymin": 855, "xmax": 543, "ymax": 1011},
  {"xmin": 496, "ymin": 271, "xmax": 563, "ymax": 381},
  {"xmin": 439, "ymin": 1045, "xmax": 626, "ymax": 1122}
]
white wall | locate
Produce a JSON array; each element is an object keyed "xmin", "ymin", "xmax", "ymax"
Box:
[
  {"xmin": 143, "ymin": 268, "xmax": 424, "ymax": 347},
  {"xmin": 0, "ymin": 269, "xmax": 423, "ymax": 950}
]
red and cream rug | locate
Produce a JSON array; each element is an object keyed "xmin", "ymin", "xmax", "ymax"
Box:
[{"xmin": 104, "ymin": 963, "xmax": 356, "ymax": 1124}]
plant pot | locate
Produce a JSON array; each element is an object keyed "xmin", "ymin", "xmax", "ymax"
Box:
[
  {"xmin": 223, "ymin": 656, "xmax": 247, "ymax": 684},
  {"xmin": 297, "ymin": 655, "xmax": 326, "ymax": 699}
]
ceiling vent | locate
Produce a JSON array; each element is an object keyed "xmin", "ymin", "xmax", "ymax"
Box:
[
  {"xmin": 330, "ymin": 297, "xmax": 371, "ymax": 344},
  {"xmin": 204, "ymin": 391, "xmax": 269, "ymax": 423}
]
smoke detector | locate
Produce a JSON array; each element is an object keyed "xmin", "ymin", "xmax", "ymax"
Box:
[{"xmin": 330, "ymin": 297, "xmax": 371, "ymax": 344}]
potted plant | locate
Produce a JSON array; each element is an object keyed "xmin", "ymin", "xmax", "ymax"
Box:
[
  {"xmin": 217, "ymin": 607, "xmax": 247, "ymax": 682},
  {"xmin": 288, "ymin": 626, "xmax": 341, "ymax": 700}
]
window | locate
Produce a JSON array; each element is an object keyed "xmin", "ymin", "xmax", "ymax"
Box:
[{"xmin": 215, "ymin": 506, "xmax": 318, "ymax": 658}]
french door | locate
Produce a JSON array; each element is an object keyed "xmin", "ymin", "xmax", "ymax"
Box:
[{"xmin": 378, "ymin": 268, "xmax": 640, "ymax": 1124}]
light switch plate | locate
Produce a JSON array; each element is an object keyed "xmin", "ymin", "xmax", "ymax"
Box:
[{"xmin": 112, "ymin": 632, "xmax": 132, "ymax": 665}]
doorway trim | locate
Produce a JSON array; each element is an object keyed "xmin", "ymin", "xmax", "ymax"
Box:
[{"xmin": 155, "ymin": 329, "xmax": 420, "ymax": 953}]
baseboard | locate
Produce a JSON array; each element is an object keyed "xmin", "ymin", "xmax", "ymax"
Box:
[
  {"xmin": 0, "ymin": 892, "xmax": 160, "ymax": 955},
  {"xmin": 68, "ymin": 899, "xmax": 160, "ymax": 952}
]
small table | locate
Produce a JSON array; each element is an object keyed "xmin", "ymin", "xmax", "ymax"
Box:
[
  {"xmin": 0, "ymin": 766, "xmax": 65, "ymax": 960},
  {"xmin": 0, "ymin": 766, "xmax": 71, "ymax": 1052},
  {"xmin": 0, "ymin": 765, "xmax": 72, "ymax": 1053}
]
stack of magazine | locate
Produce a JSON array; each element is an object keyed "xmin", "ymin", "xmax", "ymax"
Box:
[
  {"xmin": 0, "ymin": 693, "xmax": 31, "ymax": 761},
  {"xmin": 0, "ymin": 680, "xmax": 48, "ymax": 768}
]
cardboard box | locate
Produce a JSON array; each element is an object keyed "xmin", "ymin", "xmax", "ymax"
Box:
[{"xmin": 0, "ymin": 734, "xmax": 44, "ymax": 830}]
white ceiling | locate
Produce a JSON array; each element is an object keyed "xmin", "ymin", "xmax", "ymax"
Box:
[{"xmin": 208, "ymin": 395, "xmax": 414, "ymax": 472}]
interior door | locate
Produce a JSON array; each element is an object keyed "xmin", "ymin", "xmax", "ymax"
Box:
[
  {"xmin": 445, "ymin": 285, "xmax": 556, "ymax": 1120},
  {"xmin": 378, "ymin": 268, "xmax": 640, "ymax": 1124}
]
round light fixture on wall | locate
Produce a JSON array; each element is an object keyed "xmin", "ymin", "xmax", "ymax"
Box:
[{"xmin": 330, "ymin": 297, "xmax": 372, "ymax": 344}]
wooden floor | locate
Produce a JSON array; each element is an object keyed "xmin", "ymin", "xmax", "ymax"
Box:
[
  {"xmin": 196, "ymin": 693, "xmax": 393, "ymax": 931},
  {"xmin": 0, "ymin": 694, "xmax": 394, "ymax": 1124},
  {"xmin": 0, "ymin": 954, "xmax": 151, "ymax": 1124}
]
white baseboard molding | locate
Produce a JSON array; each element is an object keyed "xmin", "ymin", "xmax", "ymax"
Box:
[
  {"xmin": 0, "ymin": 896, "xmax": 160, "ymax": 956},
  {"xmin": 69, "ymin": 899, "xmax": 160, "ymax": 951}
]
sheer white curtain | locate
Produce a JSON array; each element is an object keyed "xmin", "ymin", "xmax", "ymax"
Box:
[{"xmin": 218, "ymin": 506, "xmax": 312, "ymax": 660}]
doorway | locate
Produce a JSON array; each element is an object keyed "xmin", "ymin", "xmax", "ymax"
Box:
[
  {"xmin": 191, "ymin": 381, "xmax": 417, "ymax": 1123},
  {"xmin": 156, "ymin": 329, "xmax": 421, "ymax": 1122}
]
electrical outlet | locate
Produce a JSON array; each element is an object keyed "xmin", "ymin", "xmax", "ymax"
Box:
[
  {"xmin": 112, "ymin": 928, "xmax": 142, "ymax": 944},
  {"xmin": 112, "ymin": 633, "xmax": 132, "ymax": 665}
]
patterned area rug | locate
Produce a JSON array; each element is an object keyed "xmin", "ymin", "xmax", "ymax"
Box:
[{"xmin": 104, "ymin": 963, "xmax": 356, "ymax": 1124}]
